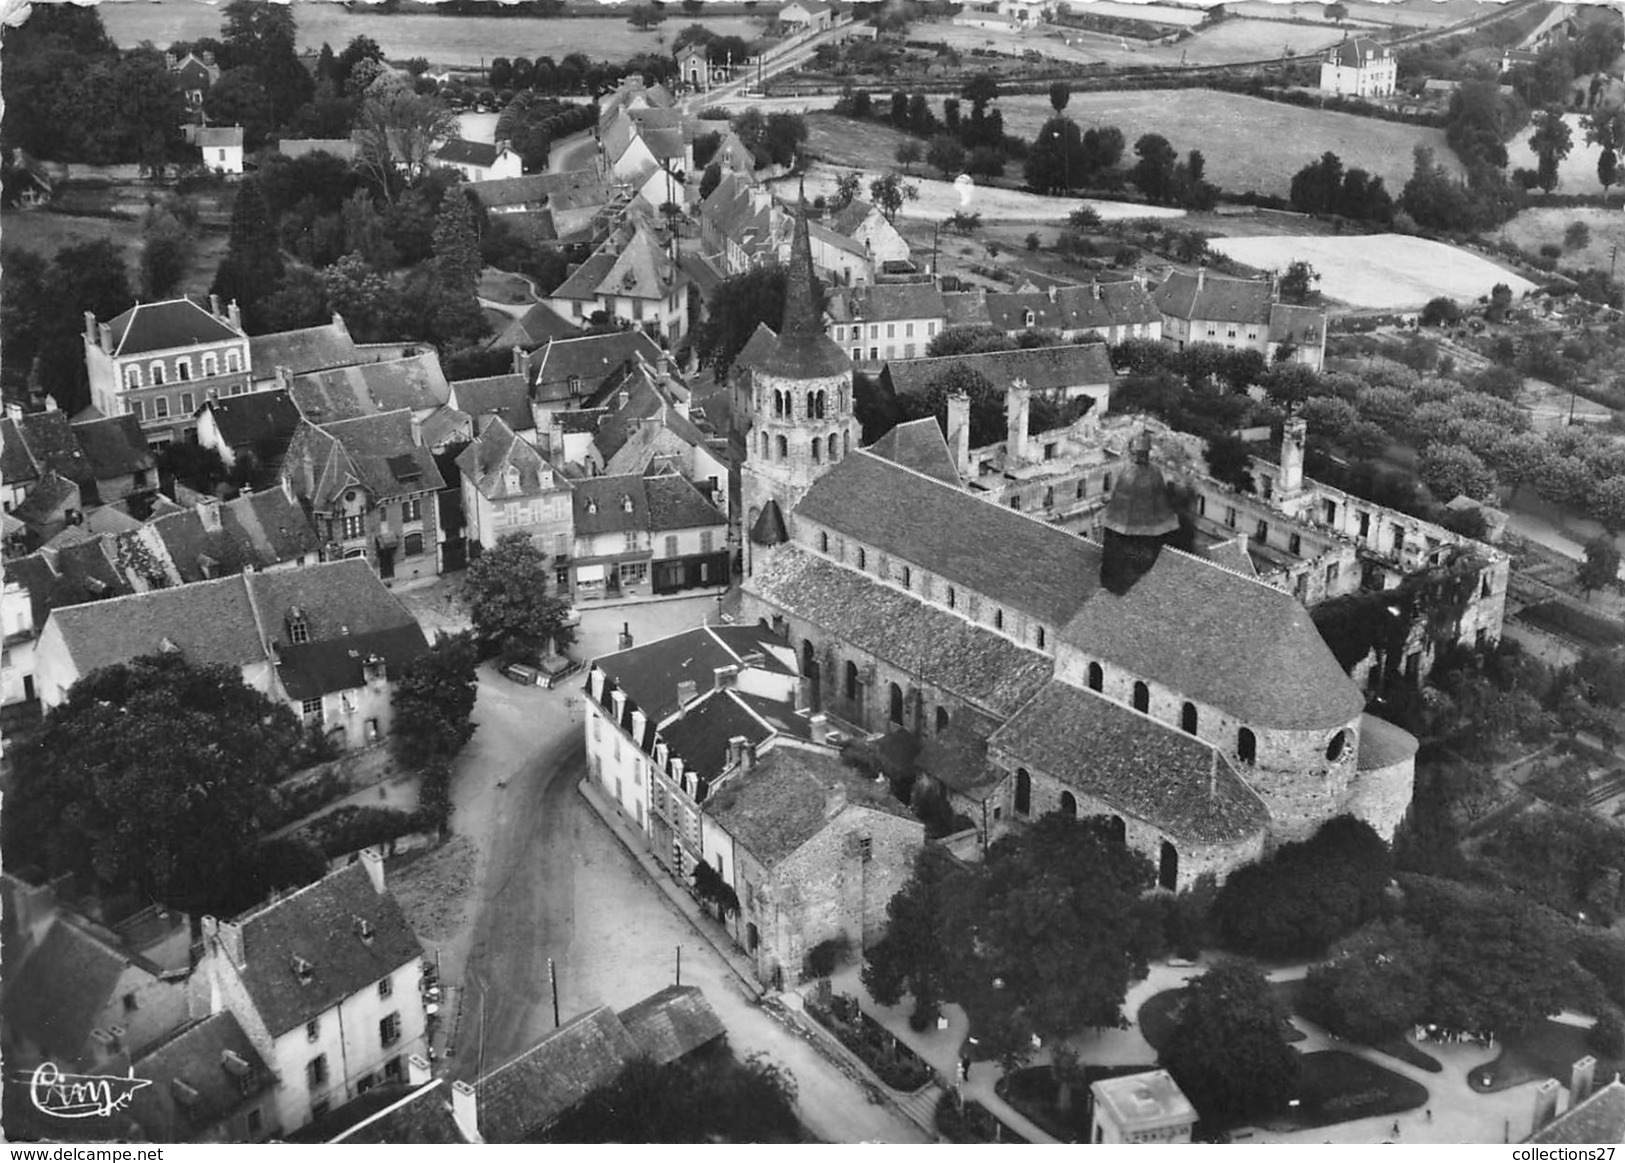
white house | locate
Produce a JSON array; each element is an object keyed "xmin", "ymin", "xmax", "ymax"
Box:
[
  {"xmin": 200, "ymin": 855, "xmax": 429, "ymax": 1131},
  {"xmin": 1319, "ymin": 37, "xmax": 1398, "ymax": 99},
  {"xmin": 779, "ymin": 0, "xmax": 835, "ymax": 30},
  {"xmin": 198, "ymin": 125, "xmax": 245, "ymax": 175},
  {"xmin": 433, "ymin": 139, "xmax": 523, "ymax": 182},
  {"xmin": 545, "ymin": 219, "xmax": 690, "ymax": 346}
]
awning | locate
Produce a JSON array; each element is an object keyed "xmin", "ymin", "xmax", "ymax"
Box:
[{"xmin": 576, "ymin": 563, "xmax": 606, "ymax": 583}]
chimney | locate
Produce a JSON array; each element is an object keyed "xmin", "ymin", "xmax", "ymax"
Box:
[
  {"xmin": 610, "ymin": 687, "xmax": 628, "ymax": 721},
  {"xmin": 631, "ymin": 707, "xmax": 648, "ymax": 741},
  {"xmin": 360, "ymin": 846, "xmax": 386, "ymax": 894},
  {"xmin": 198, "ymin": 496, "xmax": 222, "ymax": 533},
  {"xmin": 1092, "ymin": 281, "xmax": 1102, "ymax": 301},
  {"xmin": 98, "ymin": 322, "xmax": 113, "ymax": 355},
  {"xmin": 823, "ymin": 782, "xmax": 847, "ymax": 819},
  {"xmin": 411, "ymin": 414, "xmax": 424, "ymax": 448},
  {"xmin": 1196, "ymin": 267, "xmax": 1205, "ymax": 292},
  {"xmin": 809, "ymin": 712, "xmax": 830, "ymax": 745},
  {"xmin": 1573, "ymin": 1056, "xmax": 1598, "ymax": 1107},
  {"xmin": 947, "ymin": 392, "xmax": 972, "ymax": 479},
  {"xmin": 209, "ymin": 293, "xmax": 222, "ymax": 319},
  {"xmin": 1046, "ymin": 285, "xmax": 1057, "ymax": 303},
  {"xmin": 618, "ymin": 622, "xmax": 633, "ymax": 650},
  {"xmin": 333, "ymin": 311, "xmax": 350, "ymax": 335},
  {"xmin": 676, "ymin": 678, "xmax": 698, "ymax": 706},
  {"xmin": 275, "ymin": 365, "xmax": 291, "ymax": 392},
  {"xmin": 407, "ymin": 1054, "xmax": 432, "ymax": 1086},
  {"xmin": 512, "ymin": 345, "xmax": 527, "ymax": 376},
  {"xmin": 5, "ymin": 401, "xmax": 21, "ymax": 424},
  {"xmin": 203, "ymin": 916, "xmax": 246, "ymax": 970},
  {"xmin": 713, "ymin": 664, "xmax": 739, "ymax": 688},
  {"xmin": 1279, "ymin": 416, "xmax": 1307, "ymax": 499},
  {"xmin": 727, "ymin": 734, "xmax": 748, "ymax": 769},
  {"xmin": 226, "ymin": 300, "xmax": 242, "ymax": 331},
  {"xmin": 1534, "ymin": 1078, "xmax": 1562, "ymax": 1130},
  {"xmin": 1006, "ymin": 378, "xmax": 1032, "ymax": 466},
  {"xmin": 83, "ymin": 310, "xmax": 98, "ymax": 347},
  {"xmin": 451, "ymin": 1080, "xmax": 479, "ymax": 1142}
]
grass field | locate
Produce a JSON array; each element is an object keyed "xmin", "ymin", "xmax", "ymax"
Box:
[
  {"xmin": 1175, "ymin": 17, "xmax": 1344, "ymax": 61},
  {"xmin": 1498, "ymin": 205, "xmax": 1625, "ymax": 275},
  {"xmin": 992, "ymin": 89, "xmax": 1464, "ymax": 199},
  {"xmin": 102, "ymin": 2, "xmax": 765, "ymax": 68},
  {"xmin": 804, "ymin": 112, "xmax": 923, "ymax": 174},
  {"xmin": 1503, "ymin": 112, "xmax": 1616, "ymax": 197},
  {"xmin": 1207, "ymin": 233, "xmax": 1538, "ymax": 308}
]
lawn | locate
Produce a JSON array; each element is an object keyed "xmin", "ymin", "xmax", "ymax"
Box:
[
  {"xmin": 1504, "ymin": 113, "xmax": 1615, "ymax": 197},
  {"xmin": 1469, "ymin": 1017, "xmax": 1622, "ymax": 1092},
  {"xmin": 1, "ymin": 208, "xmax": 229, "ymax": 300},
  {"xmin": 991, "ymin": 89, "xmax": 1464, "ymax": 200},
  {"xmin": 103, "ymin": 2, "xmax": 766, "ymax": 68},
  {"xmin": 935, "ymin": 1095, "xmax": 1031, "ymax": 1144},
  {"xmin": 1498, "ymin": 205, "xmax": 1625, "ymax": 276},
  {"xmin": 1207, "ymin": 234, "xmax": 1538, "ymax": 309},
  {"xmin": 1264, "ymin": 1050, "xmax": 1429, "ymax": 1131},
  {"xmin": 1174, "ymin": 19, "xmax": 1344, "ymax": 64},
  {"xmin": 479, "ymin": 268, "xmax": 537, "ymax": 305},
  {"xmin": 804, "ymin": 113, "xmax": 926, "ymax": 176},
  {"xmin": 1137, "ymin": 981, "xmax": 1309, "ymax": 1055}
]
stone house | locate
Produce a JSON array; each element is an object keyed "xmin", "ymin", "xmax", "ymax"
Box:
[
  {"xmin": 702, "ymin": 745, "xmax": 924, "ymax": 986},
  {"xmin": 1319, "ymin": 36, "xmax": 1397, "ymax": 98},
  {"xmin": 824, "ymin": 282, "xmax": 946, "ymax": 369},
  {"xmin": 195, "ymin": 389, "xmax": 304, "ymax": 482},
  {"xmin": 199, "ymin": 855, "xmax": 428, "ymax": 1132},
  {"xmin": 456, "ymin": 413, "xmax": 574, "ymax": 567},
  {"xmin": 170, "ymin": 51, "xmax": 220, "ymax": 109},
  {"xmin": 544, "ymin": 219, "xmax": 690, "ymax": 346},
  {"xmin": 197, "ymin": 126, "xmax": 245, "ymax": 175},
  {"xmin": 566, "ymin": 472, "xmax": 728, "ymax": 601},
  {"xmin": 983, "ymin": 280, "xmax": 1163, "ymax": 344},
  {"xmin": 82, "ymin": 296, "xmax": 252, "ymax": 449},
  {"xmin": 825, "ymin": 199, "xmax": 911, "ymax": 270},
  {"xmin": 1153, "ymin": 269, "xmax": 1327, "ymax": 372},
  {"xmin": 432, "ymin": 138, "xmax": 522, "ymax": 182},
  {"xmin": 281, "ymin": 411, "xmax": 445, "ymax": 581},
  {"xmin": 779, "ymin": 0, "xmax": 835, "ymax": 30}
]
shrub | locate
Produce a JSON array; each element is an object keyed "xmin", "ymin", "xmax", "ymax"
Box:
[
  {"xmin": 1590, "ymin": 1010, "xmax": 1625, "ymax": 1058},
  {"xmin": 803, "ymin": 935, "xmax": 848, "ymax": 980},
  {"xmin": 1565, "ymin": 220, "xmax": 1592, "ymax": 250}
]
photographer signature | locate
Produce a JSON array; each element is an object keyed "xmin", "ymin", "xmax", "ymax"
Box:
[{"xmin": 20, "ymin": 1062, "xmax": 152, "ymax": 1120}]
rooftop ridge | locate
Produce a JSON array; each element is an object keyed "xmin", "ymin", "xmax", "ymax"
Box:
[
  {"xmin": 332, "ymin": 1079, "xmax": 445, "ymax": 1144},
  {"xmin": 229, "ymin": 859, "xmax": 363, "ymax": 926},
  {"xmin": 726, "ymin": 687, "xmax": 779, "ymax": 736}
]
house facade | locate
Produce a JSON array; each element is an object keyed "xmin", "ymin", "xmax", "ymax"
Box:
[
  {"xmin": 544, "ymin": 220, "xmax": 690, "ymax": 345},
  {"xmin": 1320, "ymin": 37, "xmax": 1398, "ymax": 98},
  {"xmin": 1153, "ymin": 269, "xmax": 1327, "ymax": 372},
  {"xmin": 197, "ymin": 126, "xmax": 245, "ymax": 175},
  {"xmin": 199, "ymin": 856, "xmax": 428, "ymax": 1132},
  {"xmin": 433, "ymin": 139, "xmax": 523, "ymax": 182},
  {"xmin": 457, "ymin": 414, "xmax": 575, "ymax": 565}
]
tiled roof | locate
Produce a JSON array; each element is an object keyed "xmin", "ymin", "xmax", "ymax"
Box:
[
  {"xmin": 1268, "ymin": 302, "xmax": 1326, "ymax": 345},
  {"xmin": 796, "ymin": 450, "xmax": 1101, "ymax": 628},
  {"xmin": 13, "ymin": 472, "xmax": 81, "ymax": 528},
  {"xmin": 573, "ymin": 473, "xmax": 648, "ymax": 537},
  {"xmin": 7, "ymin": 539, "xmax": 131, "ymax": 627},
  {"xmin": 250, "ymin": 558, "xmax": 423, "ymax": 653},
  {"xmin": 733, "ymin": 322, "xmax": 780, "ymax": 373},
  {"xmin": 828, "ymin": 199, "xmax": 879, "ymax": 237},
  {"xmin": 749, "ymin": 546, "xmax": 1055, "ymax": 717},
  {"xmin": 200, "ymin": 389, "xmax": 303, "ymax": 454},
  {"xmin": 71, "ymin": 415, "xmax": 154, "ymax": 480},
  {"xmin": 826, "ymin": 281, "xmax": 944, "ymax": 324},
  {"xmin": 455, "ymin": 414, "xmax": 559, "ymax": 501},
  {"xmin": 642, "ymin": 128, "xmax": 687, "ymax": 162},
  {"xmin": 289, "ymin": 352, "xmax": 450, "ymax": 422},
  {"xmin": 5, "ymin": 409, "xmax": 93, "ymax": 487},
  {"xmin": 418, "ymin": 404, "xmax": 471, "ymax": 450},
  {"xmin": 197, "ymin": 125, "xmax": 244, "ymax": 149},
  {"xmin": 1326, "ymin": 36, "xmax": 1391, "ymax": 67},
  {"xmin": 867, "ymin": 417, "xmax": 961, "ymax": 486},
  {"xmin": 594, "ymin": 623, "xmax": 795, "ymax": 722},
  {"xmin": 450, "ymin": 374, "xmax": 532, "ymax": 431},
  {"xmin": 148, "ymin": 488, "xmax": 322, "ymax": 583},
  {"xmin": 106, "ymin": 297, "xmax": 242, "ymax": 357},
  {"xmin": 645, "ymin": 472, "xmax": 726, "ymax": 532},
  {"xmin": 1, "ymin": 914, "xmax": 152, "ymax": 1060},
  {"xmin": 703, "ymin": 172, "xmax": 780, "ymax": 256},
  {"xmin": 1061, "ymin": 546, "xmax": 1365, "ymax": 730},
  {"xmin": 656, "ymin": 688, "xmax": 778, "ymax": 783},
  {"xmin": 984, "ymin": 281, "xmax": 1160, "ymax": 332},
  {"xmin": 988, "ymin": 680, "xmax": 1270, "ymax": 845},
  {"xmin": 435, "ymin": 138, "xmax": 502, "ymax": 167},
  {"xmin": 477, "ymin": 1006, "xmax": 642, "ymax": 1142},
  {"xmin": 127, "ymin": 1013, "xmax": 273, "ymax": 1141},
  {"xmin": 807, "ymin": 219, "xmax": 867, "ymax": 258},
  {"xmin": 942, "ymin": 290, "xmax": 992, "ymax": 327},
  {"xmin": 705, "ymin": 745, "xmax": 918, "ymax": 867},
  {"xmin": 1356, "ymin": 711, "xmax": 1418, "ymax": 771},
  {"xmin": 882, "ymin": 344, "xmax": 1113, "ymax": 401},
  {"xmin": 1528, "ymin": 1080, "xmax": 1625, "ymax": 1144},
  {"xmin": 750, "ymin": 499, "xmax": 789, "ymax": 546},
  {"xmin": 229, "ymin": 862, "xmax": 422, "ymax": 1037},
  {"xmin": 1153, "ymin": 271, "xmax": 1273, "ymax": 325},
  {"xmin": 552, "ymin": 220, "xmax": 683, "ymax": 304},
  {"xmin": 915, "ymin": 707, "xmax": 1005, "ymax": 799},
  {"xmin": 45, "ymin": 571, "xmax": 264, "ymax": 678},
  {"xmin": 249, "ymin": 318, "xmax": 363, "ymax": 377},
  {"xmin": 276, "ymin": 624, "xmax": 430, "ymax": 700},
  {"xmin": 616, "ymin": 985, "xmax": 726, "ymax": 1067},
  {"xmin": 0, "ymin": 417, "xmax": 35, "ymax": 483},
  {"xmin": 320, "ymin": 1082, "xmax": 466, "ymax": 1144},
  {"xmin": 463, "ymin": 169, "xmax": 607, "ymax": 211},
  {"xmin": 533, "ymin": 331, "xmax": 664, "ymax": 399},
  {"xmin": 285, "ymin": 411, "xmax": 445, "ymax": 507},
  {"xmin": 1201, "ymin": 536, "xmax": 1256, "ymax": 576},
  {"xmin": 489, "ymin": 304, "xmax": 582, "ymax": 353}
]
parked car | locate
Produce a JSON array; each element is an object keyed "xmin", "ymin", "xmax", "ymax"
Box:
[
  {"xmin": 501, "ymin": 661, "xmax": 544, "ymax": 686},
  {"xmin": 537, "ymin": 653, "xmax": 583, "ymax": 689}
]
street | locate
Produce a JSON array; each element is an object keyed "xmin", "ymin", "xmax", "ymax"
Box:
[{"xmin": 411, "ymin": 594, "xmax": 925, "ymax": 1142}]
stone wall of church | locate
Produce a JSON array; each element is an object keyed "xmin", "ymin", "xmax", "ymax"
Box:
[{"xmin": 1339, "ymin": 757, "xmax": 1415, "ymax": 842}]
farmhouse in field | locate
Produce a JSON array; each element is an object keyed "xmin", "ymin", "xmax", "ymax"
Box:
[{"xmin": 1319, "ymin": 36, "xmax": 1398, "ymax": 99}]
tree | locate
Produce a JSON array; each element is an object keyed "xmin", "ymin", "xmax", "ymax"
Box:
[
  {"xmin": 699, "ymin": 161, "xmax": 724, "ymax": 201},
  {"xmin": 894, "ymin": 139, "xmax": 922, "ymax": 175},
  {"xmin": 1130, "ymin": 133, "xmax": 1178, "ymax": 203},
  {"xmin": 1049, "ymin": 79, "xmax": 1070, "ymax": 114},
  {"xmin": 3, "ymin": 654, "xmax": 305, "ymax": 915},
  {"xmin": 210, "ymin": 176, "xmax": 284, "ymax": 333},
  {"xmin": 336, "ymin": 34, "xmax": 386, "ymax": 91},
  {"xmin": 1300, "ymin": 920, "xmax": 1433, "ymax": 1045},
  {"xmin": 869, "ymin": 173, "xmax": 918, "ymax": 223},
  {"xmin": 927, "ymin": 135, "xmax": 968, "ymax": 179},
  {"xmin": 1025, "ymin": 116, "xmax": 1085, "ymax": 194},
  {"xmin": 696, "ymin": 265, "xmax": 789, "ymax": 378},
  {"xmin": 863, "ymin": 845, "xmax": 962, "ymax": 1018},
  {"xmin": 961, "ymin": 71, "xmax": 999, "ymax": 115},
  {"xmin": 1579, "ymin": 535, "xmax": 1622, "ymax": 599},
  {"xmin": 1419, "ymin": 442, "xmax": 1497, "ymax": 501},
  {"xmin": 1278, "ymin": 260, "xmax": 1319, "ymax": 305},
  {"xmin": 760, "ymin": 112, "xmax": 808, "ymax": 167},
  {"xmin": 204, "ymin": 67, "xmax": 274, "ymax": 152},
  {"xmin": 542, "ymin": 1052, "xmax": 800, "ymax": 1143},
  {"xmin": 140, "ymin": 209, "xmax": 194, "ymax": 301},
  {"xmin": 1160, "ymin": 963, "xmax": 1301, "ymax": 1128},
  {"xmin": 391, "ymin": 630, "xmax": 480, "ymax": 767},
  {"xmin": 320, "ymin": 252, "xmax": 411, "ymax": 342},
  {"xmin": 1584, "ymin": 107, "xmax": 1625, "ymax": 197},
  {"xmin": 463, "ymin": 534, "xmax": 579, "ymax": 659},
  {"xmin": 432, "ymin": 189, "xmax": 483, "ymax": 296},
  {"xmin": 628, "ymin": 3, "xmax": 667, "ymax": 28},
  {"xmin": 1529, "ymin": 106, "xmax": 1574, "ymax": 192},
  {"xmin": 8, "ymin": 239, "xmax": 134, "ymax": 415},
  {"xmin": 1420, "ymin": 296, "xmax": 1462, "ymax": 327},
  {"xmin": 355, "ymin": 82, "xmax": 460, "ymax": 202},
  {"xmin": 830, "ymin": 171, "xmax": 862, "ymax": 212},
  {"xmin": 1081, "ymin": 125, "xmax": 1125, "ymax": 174}
]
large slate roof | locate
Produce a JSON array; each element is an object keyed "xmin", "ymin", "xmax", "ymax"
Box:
[
  {"xmin": 7, "ymin": 539, "xmax": 131, "ymax": 627},
  {"xmin": 127, "ymin": 1013, "xmax": 273, "ymax": 1141},
  {"xmin": 229, "ymin": 862, "xmax": 422, "ymax": 1038},
  {"xmin": 705, "ymin": 745, "xmax": 917, "ymax": 867},
  {"xmin": 1153, "ymin": 271, "xmax": 1273, "ymax": 325},
  {"xmin": 749, "ymin": 546, "xmax": 1055, "ymax": 717},
  {"xmin": 249, "ymin": 318, "xmax": 363, "ymax": 378},
  {"xmin": 1528, "ymin": 1080, "xmax": 1625, "ymax": 1145},
  {"xmin": 867, "ymin": 417, "xmax": 961, "ymax": 486},
  {"xmin": 71, "ymin": 415, "xmax": 154, "ymax": 480},
  {"xmin": 46, "ymin": 571, "xmax": 266, "ymax": 678},
  {"xmin": 476, "ymin": 1006, "xmax": 642, "ymax": 1142},
  {"xmin": 983, "ymin": 281, "xmax": 1160, "ymax": 332},
  {"xmin": 573, "ymin": 473, "xmax": 648, "ymax": 537},
  {"xmin": 645, "ymin": 472, "xmax": 725, "ymax": 532},
  {"xmin": 656, "ymin": 688, "xmax": 777, "ymax": 784},
  {"xmin": 882, "ymin": 344, "xmax": 1113, "ymax": 401},
  {"xmin": 451, "ymin": 374, "xmax": 533, "ymax": 432},
  {"xmin": 489, "ymin": 304, "xmax": 582, "ymax": 352},
  {"xmin": 276, "ymin": 625, "xmax": 430, "ymax": 701},
  {"xmin": 532, "ymin": 331, "xmax": 663, "ymax": 401},
  {"xmin": 285, "ymin": 411, "xmax": 446, "ymax": 506},
  {"xmin": 200, "ymin": 389, "xmax": 303, "ymax": 453},
  {"xmin": 106, "ymin": 297, "xmax": 242, "ymax": 357},
  {"xmin": 1060, "ymin": 546, "xmax": 1364, "ymax": 731},
  {"xmin": 988, "ymin": 680, "xmax": 1270, "ymax": 845},
  {"xmin": 456, "ymin": 415, "xmax": 558, "ymax": 502},
  {"xmin": 795, "ymin": 450, "xmax": 1101, "ymax": 628},
  {"xmin": 594, "ymin": 623, "xmax": 795, "ymax": 722},
  {"xmin": 616, "ymin": 984, "xmax": 726, "ymax": 1067},
  {"xmin": 2, "ymin": 915, "xmax": 156, "ymax": 1061},
  {"xmin": 289, "ymin": 352, "xmax": 450, "ymax": 422},
  {"xmin": 148, "ymin": 488, "xmax": 322, "ymax": 583}
]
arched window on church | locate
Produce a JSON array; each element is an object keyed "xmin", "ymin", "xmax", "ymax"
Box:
[
  {"xmin": 1060, "ymin": 791, "xmax": 1077, "ymax": 817},
  {"xmin": 760, "ymin": 432, "xmax": 769, "ymax": 459},
  {"xmin": 775, "ymin": 434, "xmax": 788, "ymax": 460},
  {"xmin": 828, "ymin": 434, "xmax": 839, "ymax": 462},
  {"xmin": 936, "ymin": 706, "xmax": 949, "ymax": 734},
  {"xmin": 901, "ymin": 565, "xmax": 912, "ymax": 589},
  {"xmin": 889, "ymin": 682, "xmax": 904, "ymax": 725},
  {"xmin": 1238, "ymin": 727, "xmax": 1257, "ymax": 763},
  {"xmin": 845, "ymin": 661, "xmax": 859, "ymax": 700},
  {"xmin": 811, "ymin": 438, "xmax": 821, "ymax": 464},
  {"xmin": 1015, "ymin": 769, "xmax": 1031, "ymax": 815},
  {"xmin": 843, "ymin": 431, "xmax": 851, "ymax": 457},
  {"xmin": 1181, "ymin": 702, "xmax": 1198, "ymax": 735},
  {"xmin": 947, "ymin": 586, "xmax": 956, "ymax": 609},
  {"xmin": 1132, "ymin": 681, "xmax": 1149, "ymax": 713},
  {"xmin": 1088, "ymin": 662, "xmax": 1103, "ymax": 691}
]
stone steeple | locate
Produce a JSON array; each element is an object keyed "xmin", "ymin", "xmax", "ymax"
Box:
[{"xmin": 760, "ymin": 194, "xmax": 850, "ymax": 379}]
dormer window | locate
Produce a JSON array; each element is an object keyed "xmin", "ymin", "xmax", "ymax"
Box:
[
  {"xmin": 293, "ymin": 956, "xmax": 315, "ymax": 985},
  {"xmin": 287, "ymin": 606, "xmax": 309, "ymax": 645},
  {"xmin": 569, "ymin": 375, "xmax": 583, "ymax": 396},
  {"xmin": 354, "ymin": 916, "xmax": 374, "ymax": 944},
  {"xmin": 505, "ymin": 466, "xmax": 521, "ymax": 493},
  {"xmin": 1024, "ymin": 309, "xmax": 1035, "ymax": 327},
  {"xmin": 621, "ymin": 495, "xmax": 634, "ymax": 513},
  {"xmin": 587, "ymin": 499, "xmax": 598, "ymax": 514}
]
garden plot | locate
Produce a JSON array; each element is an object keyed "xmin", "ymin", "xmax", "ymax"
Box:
[
  {"xmin": 1206, "ymin": 233, "xmax": 1538, "ymax": 309},
  {"xmin": 777, "ymin": 163, "xmax": 1186, "ymax": 222}
]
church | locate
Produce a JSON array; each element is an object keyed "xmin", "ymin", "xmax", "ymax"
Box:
[{"xmin": 736, "ymin": 200, "xmax": 1418, "ymax": 890}]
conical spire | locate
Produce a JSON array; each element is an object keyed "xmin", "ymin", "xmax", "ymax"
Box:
[{"xmin": 760, "ymin": 185, "xmax": 850, "ymax": 379}]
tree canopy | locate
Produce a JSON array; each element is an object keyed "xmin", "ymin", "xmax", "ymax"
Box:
[
  {"xmin": 540, "ymin": 1052, "xmax": 800, "ymax": 1142},
  {"xmin": 3, "ymin": 654, "xmax": 307, "ymax": 915},
  {"xmin": 462, "ymin": 533, "xmax": 579, "ymax": 658},
  {"xmin": 1159, "ymin": 963, "xmax": 1301, "ymax": 1129}
]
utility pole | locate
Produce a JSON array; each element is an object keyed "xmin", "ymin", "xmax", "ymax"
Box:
[
  {"xmin": 548, "ymin": 958, "xmax": 560, "ymax": 1029},
  {"xmin": 676, "ymin": 944, "xmax": 682, "ymax": 985}
]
